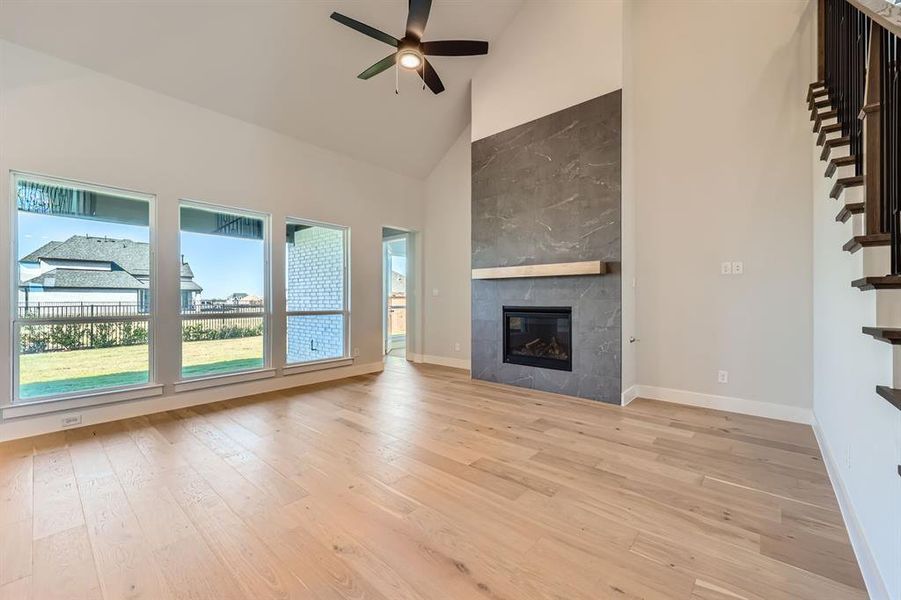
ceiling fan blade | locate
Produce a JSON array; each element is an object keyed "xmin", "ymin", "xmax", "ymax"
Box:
[
  {"xmin": 358, "ymin": 53, "xmax": 398, "ymax": 80},
  {"xmin": 330, "ymin": 12, "xmax": 399, "ymax": 47},
  {"xmin": 418, "ymin": 59, "xmax": 445, "ymax": 94},
  {"xmin": 421, "ymin": 40, "xmax": 489, "ymax": 56},
  {"xmin": 405, "ymin": 0, "xmax": 432, "ymax": 40}
]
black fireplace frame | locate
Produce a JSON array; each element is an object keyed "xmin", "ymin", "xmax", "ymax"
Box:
[{"xmin": 502, "ymin": 306, "xmax": 572, "ymax": 372}]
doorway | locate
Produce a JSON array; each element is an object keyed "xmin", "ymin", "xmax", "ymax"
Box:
[{"xmin": 382, "ymin": 228, "xmax": 408, "ymax": 359}]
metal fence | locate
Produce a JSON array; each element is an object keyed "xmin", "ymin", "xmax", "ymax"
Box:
[
  {"xmin": 19, "ymin": 314, "xmax": 263, "ymax": 354},
  {"xmin": 17, "ymin": 302, "xmax": 263, "ymax": 319}
]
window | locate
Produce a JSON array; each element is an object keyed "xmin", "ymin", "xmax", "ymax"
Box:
[
  {"xmin": 179, "ymin": 202, "xmax": 268, "ymax": 379},
  {"xmin": 286, "ymin": 220, "xmax": 349, "ymax": 364},
  {"xmin": 12, "ymin": 173, "xmax": 154, "ymax": 402}
]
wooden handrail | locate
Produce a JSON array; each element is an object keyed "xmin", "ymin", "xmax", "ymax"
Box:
[{"xmin": 847, "ymin": 0, "xmax": 901, "ymax": 37}]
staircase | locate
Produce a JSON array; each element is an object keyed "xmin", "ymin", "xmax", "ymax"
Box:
[{"xmin": 810, "ymin": 0, "xmax": 901, "ymax": 413}]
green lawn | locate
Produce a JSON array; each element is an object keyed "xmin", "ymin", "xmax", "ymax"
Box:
[{"xmin": 19, "ymin": 336, "xmax": 264, "ymax": 399}]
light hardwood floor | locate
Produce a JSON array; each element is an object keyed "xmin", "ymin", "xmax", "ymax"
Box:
[{"xmin": 0, "ymin": 358, "xmax": 867, "ymax": 599}]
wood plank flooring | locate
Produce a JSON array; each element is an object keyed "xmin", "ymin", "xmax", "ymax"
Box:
[{"xmin": 0, "ymin": 358, "xmax": 867, "ymax": 599}]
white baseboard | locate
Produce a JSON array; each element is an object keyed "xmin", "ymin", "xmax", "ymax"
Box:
[
  {"xmin": 0, "ymin": 361, "xmax": 384, "ymax": 443},
  {"xmin": 629, "ymin": 384, "xmax": 814, "ymax": 424},
  {"xmin": 621, "ymin": 384, "xmax": 639, "ymax": 406},
  {"xmin": 812, "ymin": 420, "xmax": 892, "ymax": 600},
  {"xmin": 409, "ymin": 353, "xmax": 470, "ymax": 371}
]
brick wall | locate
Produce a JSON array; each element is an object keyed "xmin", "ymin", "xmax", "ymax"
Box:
[{"xmin": 286, "ymin": 226, "xmax": 345, "ymax": 363}]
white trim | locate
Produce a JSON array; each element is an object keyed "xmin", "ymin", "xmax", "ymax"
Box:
[
  {"xmin": 177, "ymin": 199, "xmax": 272, "ymax": 379},
  {"xmin": 9, "ymin": 171, "xmax": 158, "ymax": 405},
  {"xmin": 629, "ymin": 384, "xmax": 814, "ymax": 424},
  {"xmin": 812, "ymin": 419, "xmax": 892, "ymax": 600},
  {"xmin": 285, "ymin": 217, "xmax": 351, "ymax": 362},
  {"xmin": 409, "ymin": 353, "xmax": 471, "ymax": 371},
  {"xmin": 282, "ymin": 356, "xmax": 353, "ymax": 376},
  {"xmin": 173, "ymin": 368, "xmax": 275, "ymax": 392},
  {"xmin": 2, "ymin": 384, "xmax": 163, "ymax": 419},
  {"xmin": 0, "ymin": 361, "xmax": 384, "ymax": 443},
  {"xmin": 621, "ymin": 384, "xmax": 638, "ymax": 406}
]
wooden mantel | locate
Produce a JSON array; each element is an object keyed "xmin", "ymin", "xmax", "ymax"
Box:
[{"xmin": 471, "ymin": 260, "xmax": 607, "ymax": 280}]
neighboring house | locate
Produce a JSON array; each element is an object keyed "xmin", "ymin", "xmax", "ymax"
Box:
[
  {"xmin": 225, "ymin": 293, "xmax": 263, "ymax": 307},
  {"xmin": 391, "ymin": 271, "xmax": 405, "ymax": 295},
  {"xmin": 18, "ymin": 235, "xmax": 202, "ymax": 310}
]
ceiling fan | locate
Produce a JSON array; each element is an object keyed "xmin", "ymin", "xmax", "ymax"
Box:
[{"xmin": 330, "ymin": 0, "xmax": 489, "ymax": 95}]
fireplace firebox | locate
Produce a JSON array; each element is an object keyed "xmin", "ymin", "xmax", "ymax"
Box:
[{"xmin": 503, "ymin": 306, "xmax": 572, "ymax": 371}]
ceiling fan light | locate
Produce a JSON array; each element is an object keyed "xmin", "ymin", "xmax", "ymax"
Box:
[{"xmin": 398, "ymin": 51, "xmax": 422, "ymax": 70}]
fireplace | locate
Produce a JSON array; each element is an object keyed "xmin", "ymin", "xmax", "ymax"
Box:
[{"xmin": 503, "ymin": 306, "xmax": 572, "ymax": 371}]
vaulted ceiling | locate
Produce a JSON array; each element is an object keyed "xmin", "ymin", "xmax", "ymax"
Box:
[{"xmin": 0, "ymin": 0, "xmax": 522, "ymax": 178}]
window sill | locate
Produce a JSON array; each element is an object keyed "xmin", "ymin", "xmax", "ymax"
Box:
[
  {"xmin": 2, "ymin": 384, "xmax": 164, "ymax": 420},
  {"xmin": 282, "ymin": 357, "xmax": 354, "ymax": 376},
  {"xmin": 174, "ymin": 368, "xmax": 276, "ymax": 393}
]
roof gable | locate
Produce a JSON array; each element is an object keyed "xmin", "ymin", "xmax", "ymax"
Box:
[{"xmin": 20, "ymin": 235, "xmax": 195, "ymax": 278}]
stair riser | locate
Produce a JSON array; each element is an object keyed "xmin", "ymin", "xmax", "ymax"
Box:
[
  {"xmin": 817, "ymin": 115, "xmax": 838, "ymax": 130},
  {"xmin": 824, "ymin": 143, "xmax": 850, "ymax": 161},
  {"xmin": 892, "ymin": 348, "xmax": 901, "ymax": 388},
  {"xmin": 828, "ymin": 163, "xmax": 857, "ymax": 180},
  {"xmin": 839, "ymin": 186, "xmax": 864, "ymax": 205},
  {"xmin": 861, "ymin": 244, "xmax": 890, "ymax": 278},
  {"xmin": 850, "ymin": 213, "xmax": 864, "ymax": 237},
  {"xmin": 876, "ymin": 291, "xmax": 901, "ymax": 327},
  {"xmin": 818, "ymin": 129, "xmax": 841, "ymax": 147}
]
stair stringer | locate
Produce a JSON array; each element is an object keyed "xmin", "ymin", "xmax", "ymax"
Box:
[{"xmin": 811, "ymin": 131, "xmax": 900, "ymax": 600}]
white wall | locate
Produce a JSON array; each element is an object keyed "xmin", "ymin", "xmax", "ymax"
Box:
[
  {"xmin": 810, "ymin": 144, "xmax": 900, "ymax": 598},
  {"xmin": 628, "ymin": 0, "xmax": 815, "ymax": 419},
  {"xmin": 421, "ymin": 127, "xmax": 471, "ymax": 369},
  {"xmin": 0, "ymin": 41, "xmax": 424, "ymax": 439},
  {"xmin": 471, "ymin": 0, "xmax": 624, "ymax": 142}
]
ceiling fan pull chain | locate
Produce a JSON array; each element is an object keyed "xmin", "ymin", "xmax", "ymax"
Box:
[{"xmin": 395, "ymin": 63, "xmax": 399, "ymax": 95}]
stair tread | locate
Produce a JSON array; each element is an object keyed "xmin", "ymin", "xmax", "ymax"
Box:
[
  {"xmin": 821, "ymin": 136, "xmax": 850, "ymax": 161},
  {"xmin": 825, "ymin": 155, "xmax": 857, "ymax": 178},
  {"xmin": 808, "ymin": 81, "xmax": 826, "ymax": 100},
  {"xmin": 816, "ymin": 123, "xmax": 843, "ymax": 146},
  {"xmin": 809, "ymin": 95, "xmax": 829, "ymax": 113},
  {"xmin": 862, "ymin": 326, "xmax": 901, "ymax": 344},
  {"xmin": 875, "ymin": 386, "xmax": 901, "ymax": 411},
  {"xmin": 843, "ymin": 233, "xmax": 890, "ymax": 253},
  {"xmin": 830, "ymin": 175, "xmax": 864, "ymax": 199},
  {"xmin": 813, "ymin": 109, "xmax": 838, "ymax": 132},
  {"xmin": 835, "ymin": 202, "xmax": 864, "ymax": 222},
  {"xmin": 852, "ymin": 275, "xmax": 901, "ymax": 290}
]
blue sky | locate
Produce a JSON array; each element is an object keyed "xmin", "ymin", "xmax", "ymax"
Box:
[
  {"xmin": 392, "ymin": 256, "xmax": 406, "ymax": 275},
  {"xmin": 18, "ymin": 212, "xmax": 262, "ymax": 298},
  {"xmin": 19, "ymin": 212, "xmax": 403, "ymax": 298}
]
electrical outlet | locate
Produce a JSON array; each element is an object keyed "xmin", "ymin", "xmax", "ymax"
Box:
[
  {"xmin": 845, "ymin": 445, "xmax": 852, "ymax": 470},
  {"xmin": 732, "ymin": 261, "xmax": 744, "ymax": 275},
  {"xmin": 432, "ymin": 288, "xmax": 439, "ymax": 297},
  {"xmin": 61, "ymin": 414, "xmax": 82, "ymax": 428},
  {"xmin": 454, "ymin": 342, "xmax": 461, "ymax": 352},
  {"xmin": 717, "ymin": 370, "xmax": 729, "ymax": 384},
  {"xmin": 720, "ymin": 262, "xmax": 732, "ymax": 275}
]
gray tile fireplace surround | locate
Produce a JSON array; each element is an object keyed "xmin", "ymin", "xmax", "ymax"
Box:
[{"xmin": 471, "ymin": 90, "xmax": 622, "ymax": 403}]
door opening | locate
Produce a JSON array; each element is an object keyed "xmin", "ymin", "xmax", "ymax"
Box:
[{"xmin": 382, "ymin": 228, "xmax": 408, "ymax": 359}]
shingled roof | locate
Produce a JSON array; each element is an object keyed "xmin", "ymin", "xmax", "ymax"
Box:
[
  {"xmin": 22, "ymin": 269, "xmax": 146, "ymax": 290},
  {"xmin": 21, "ymin": 235, "xmax": 196, "ymax": 279}
]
